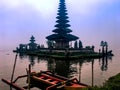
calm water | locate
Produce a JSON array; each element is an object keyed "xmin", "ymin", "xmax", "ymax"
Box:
[{"xmin": 0, "ymin": 48, "xmax": 120, "ymax": 90}]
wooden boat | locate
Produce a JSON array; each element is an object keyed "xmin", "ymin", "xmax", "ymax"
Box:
[
  {"xmin": 2, "ymin": 70, "xmax": 88, "ymax": 90},
  {"xmin": 30, "ymin": 71, "xmax": 88, "ymax": 90}
]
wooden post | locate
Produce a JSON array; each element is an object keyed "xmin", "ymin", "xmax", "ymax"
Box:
[
  {"xmin": 91, "ymin": 59, "xmax": 94, "ymax": 87},
  {"xmin": 79, "ymin": 62, "xmax": 82, "ymax": 82},
  {"xmin": 28, "ymin": 64, "xmax": 31, "ymax": 90}
]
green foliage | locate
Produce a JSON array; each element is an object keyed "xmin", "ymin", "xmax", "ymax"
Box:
[
  {"xmin": 46, "ymin": 40, "xmax": 54, "ymax": 48},
  {"xmin": 74, "ymin": 41, "xmax": 78, "ymax": 49},
  {"xmin": 79, "ymin": 40, "xmax": 83, "ymax": 49},
  {"xmin": 103, "ymin": 73, "xmax": 120, "ymax": 90},
  {"xmin": 86, "ymin": 73, "xmax": 120, "ymax": 90}
]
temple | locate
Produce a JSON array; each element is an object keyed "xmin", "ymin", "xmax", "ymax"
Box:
[
  {"xmin": 46, "ymin": 0, "xmax": 79, "ymax": 49},
  {"xmin": 13, "ymin": 0, "xmax": 113, "ymax": 59},
  {"xmin": 15, "ymin": 35, "xmax": 39, "ymax": 52},
  {"xmin": 28, "ymin": 36, "xmax": 38, "ymax": 50}
]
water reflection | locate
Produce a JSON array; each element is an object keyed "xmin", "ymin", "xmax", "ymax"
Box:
[
  {"xmin": 28, "ymin": 56, "xmax": 36, "ymax": 66},
  {"xmin": 99, "ymin": 56, "xmax": 112, "ymax": 71},
  {"xmin": 18, "ymin": 54, "xmax": 113, "ymax": 86},
  {"xmin": 19, "ymin": 53, "xmax": 43, "ymax": 66},
  {"xmin": 55, "ymin": 60, "xmax": 70, "ymax": 77},
  {"xmin": 19, "ymin": 53, "xmax": 28, "ymax": 59}
]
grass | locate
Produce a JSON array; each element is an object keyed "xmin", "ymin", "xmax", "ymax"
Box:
[{"xmin": 83, "ymin": 73, "xmax": 120, "ymax": 90}]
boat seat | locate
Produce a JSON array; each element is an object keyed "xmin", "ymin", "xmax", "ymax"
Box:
[
  {"xmin": 45, "ymin": 79, "xmax": 59, "ymax": 84},
  {"xmin": 49, "ymin": 79, "xmax": 54, "ymax": 82},
  {"xmin": 40, "ymin": 76, "xmax": 48, "ymax": 80},
  {"xmin": 51, "ymin": 81, "xmax": 59, "ymax": 84},
  {"xmin": 39, "ymin": 76, "xmax": 44, "ymax": 79},
  {"xmin": 45, "ymin": 79, "xmax": 52, "ymax": 81}
]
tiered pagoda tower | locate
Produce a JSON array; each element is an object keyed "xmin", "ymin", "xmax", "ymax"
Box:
[{"xmin": 46, "ymin": 0, "xmax": 79, "ymax": 49}]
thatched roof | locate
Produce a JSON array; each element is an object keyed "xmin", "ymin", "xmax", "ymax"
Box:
[{"xmin": 46, "ymin": 34, "xmax": 79, "ymax": 41}]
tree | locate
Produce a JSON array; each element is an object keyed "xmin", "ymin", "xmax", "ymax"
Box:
[
  {"xmin": 47, "ymin": 40, "xmax": 54, "ymax": 48},
  {"xmin": 79, "ymin": 40, "xmax": 83, "ymax": 49},
  {"xmin": 74, "ymin": 41, "xmax": 78, "ymax": 49},
  {"xmin": 41, "ymin": 44, "xmax": 44, "ymax": 48}
]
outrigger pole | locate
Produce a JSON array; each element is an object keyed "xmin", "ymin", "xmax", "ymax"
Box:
[
  {"xmin": 2, "ymin": 79, "xmax": 25, "ymax": 90},
  {"xmin": 11, "ymin": 53, "xmax": 18, "ymax": 83},
  {"xmin": 10, "ymin": 53, "xmax": 18, "ymax": 90},
  {"xmin": 1, "ymin": 53, "xmax": 25, "ymax": 90}
]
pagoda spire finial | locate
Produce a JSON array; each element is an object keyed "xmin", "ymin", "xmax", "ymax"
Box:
[
  {"xmin": 60, "ymin": 0, "xmax": 65, "ymax": 2},
  {"xmin": 52, "ymin": 0, "xmax": 72, "ymax": 33}
]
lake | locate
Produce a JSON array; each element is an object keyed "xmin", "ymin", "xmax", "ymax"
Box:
[{"xmin": 0, "ymin": 47, "xmax": 120, "ymax": 90}]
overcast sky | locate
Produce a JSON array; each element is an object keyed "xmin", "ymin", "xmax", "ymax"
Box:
[{"xmin": 0, "ymin": 0, "xmax": 120, "ymax": 51}]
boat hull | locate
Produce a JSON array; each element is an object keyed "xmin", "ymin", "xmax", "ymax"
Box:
[{"xmin": 30, "ymin": 71, "xmax": 88, "ymax": 90}]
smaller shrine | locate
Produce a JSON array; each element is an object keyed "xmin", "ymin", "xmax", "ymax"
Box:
[
  {"xmin": 15, "ymin": 36, "xmax": 39, "ymax": 52},
  {"xmin": 28, "ymin": 36, "xmax": 38, "ymax": 50}
]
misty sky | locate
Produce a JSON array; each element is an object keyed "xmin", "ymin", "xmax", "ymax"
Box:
[{"xmin": 0, "ymin": 0, "xmax": 120, "ymax": 51}]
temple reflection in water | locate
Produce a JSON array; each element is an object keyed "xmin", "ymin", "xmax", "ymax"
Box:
[{"xmin": 18, "ymin": 53, "xmax": 112, "ymax": 86}]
